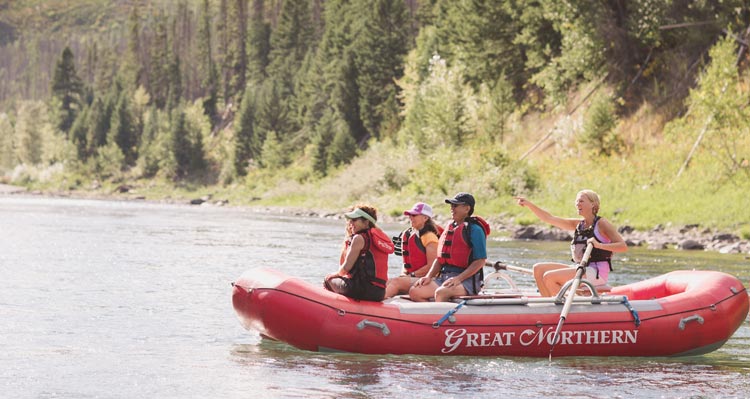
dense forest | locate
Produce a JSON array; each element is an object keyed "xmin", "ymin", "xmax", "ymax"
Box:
[{"xmin": 0, "ymin": 0, "xmax": 749, "ymax": 234}]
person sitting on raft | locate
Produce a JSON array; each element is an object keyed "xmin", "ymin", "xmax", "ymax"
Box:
[
  {"xmin": 324, "ymin": 204, "xmax": 394, "ymax": 301},
  {"xmin": 515, "ymin": 190, "xmax": 627, "ymax": 296},
  {"xmin": 409, "ymin": 193, "xmax": 490, "ymax": 302},
  {"xmin": 384, "ymin": 202, "xmax": 441, "ymax": 299}
]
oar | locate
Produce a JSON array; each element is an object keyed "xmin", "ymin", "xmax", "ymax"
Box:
[
  {"xmin": 484, "ymin": 261, "xmax": 534, "ymax": 275},
  {"xmin": 549, "ymin": 242, "xmax": 594, "ymax": 361}
]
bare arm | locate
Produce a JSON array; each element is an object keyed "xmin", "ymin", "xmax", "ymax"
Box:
[
  {"xmin": 412, "ymin": 242, "xmax": 438, "ymax": 277},
  {"xmin": 413, "ymin": 257, "xmax": 441, "ymax": 287},
  {"xmin": 590, "ymin": 217, "xmax": 628, "ymax": 253},
  {"xmin": 338, "ymin": 234, "xmax": 365, "ymax": 274},
  {"xmin": 515, "ymin": 196, "xmax": 579, "ymax": 231}
]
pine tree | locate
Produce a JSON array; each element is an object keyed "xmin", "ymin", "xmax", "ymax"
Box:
[
  {"xmin": 13, "ymin": 100, "xmax": 46, "ymax": 165},
  {"xmin": 267, "ymin": 0, "xmax": 314, "ymax": 86},
  {"xmin": 120, "ymin": 7, "xmax": 144, "ymax": 91},
  {"xmin": 51, "ymin": 47, "xmax": 84, "ymax": 133},
  {"xmin": 197, "ymin": 0, "xmax": 219, "ymax": 122},
  {"xmin": 0, "ymin": 114, "xmax": 14, "ymax": 170},
  {"xmin": 246, "ymin": 0, "xmax": 271, "ymax": 83},
  {"xmin": 108, "ymin": 91, "xmax": 138, "ymax": 165},
  {"xmin": 352, "ymin": 0, "xmax": 410, "ymax": 141},
  {"xmin": 234, "ymin": 83, "xmax": 260, "ymax": 175},
  {"xmin": 150, "ymin": 16, "xmax": 170, "ymax": 109},
  {"xmin": 169, "ymin": 108, "xmax": 192, "ymax": 178},
  {"xmin": 221, "ymin": 0, "xmax": 247, "ymax": 105}
]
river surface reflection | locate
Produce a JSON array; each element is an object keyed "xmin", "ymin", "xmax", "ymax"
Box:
[{"xmin": 1, "ymin": 196, "xmax": 748, "ymax": 398}]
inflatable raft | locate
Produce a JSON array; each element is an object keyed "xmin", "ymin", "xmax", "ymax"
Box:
[{"xmin": 232, "ymin": 268, "xmax": 748, "ymax": 357}]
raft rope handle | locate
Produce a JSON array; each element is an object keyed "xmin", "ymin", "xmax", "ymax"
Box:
[
  {"xmin": 433, "ymin": 300, "xmax": 467, "ymax": 328},
  {"xmin": 678, "ymin": 314, "xmax": 704, "ymax": 330},
  {"xmin": 357, "ymin": 319, "xmax": 390, "ymax": 336},
  {"xmin": 621, "ymin": 297, "xmax": 641, "ymax": 327}
]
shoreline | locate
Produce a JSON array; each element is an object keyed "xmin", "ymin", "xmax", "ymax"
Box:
[{"xmin": 3, "ymin": 184, "xmax": 748, "ymax": 256}]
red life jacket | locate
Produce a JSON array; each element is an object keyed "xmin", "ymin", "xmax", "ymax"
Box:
[
  {"xmin": 400, "ymin": 226, "xmax": 442, "ymax": 272},
  {"xmin": 350, "ymin": 227, "xmax": 394, "ymax": 288},
  {"xmin": 437, "ymin": 216, "xmax": 491, "ymax": 269}
]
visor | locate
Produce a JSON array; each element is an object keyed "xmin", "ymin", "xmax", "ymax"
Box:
[{"xmin": 344, "ymin": 208, "xmax": 377, "ymax": 225}]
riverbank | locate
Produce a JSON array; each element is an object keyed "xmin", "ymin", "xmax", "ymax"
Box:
[{"xmin": 3, "ymin": 183, "xmax": 748, "ymax": 256}]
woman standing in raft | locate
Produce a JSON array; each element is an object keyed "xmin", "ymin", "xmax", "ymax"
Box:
[
  {"xmin": 384, "ymin": 202, "xmax": 441, "ymax": 299},
  {"xmin": 324, "ymin": 205, "xmax": 395, "ymax": 301},
  {"xmin": 516, "ymin": 190, "xmax": 627, "ymax": 296}
]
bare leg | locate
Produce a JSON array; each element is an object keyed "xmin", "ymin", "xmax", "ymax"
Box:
[
  {"xmin": 542, "ymin": 267, "xmax": 577, "ymax": 296},
  {"xmin": 385, "ymin": 276, "xmax": 416, "ymax": 298},
  {"xmin": 408, "ymin": 281, "xmax": 439, "ymax": 302},
  {"xmin": 532, "ymin": 262, "xmax": 569, "ymax": 296},
  {"xmin": 434, "ymin": 284, "xmax": 468, "ymax": 302}
]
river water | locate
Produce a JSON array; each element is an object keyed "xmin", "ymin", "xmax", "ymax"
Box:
[{"xmin": 1, "ymin": 196, "xmax": 748, "ymax": 398}]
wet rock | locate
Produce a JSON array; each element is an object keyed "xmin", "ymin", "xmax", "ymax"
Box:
[
  {"xmin": 678, "ymin": 239, "xmax": 705, "ymax": 250},
  {"xmin": 190, "ymin": 198, "xmax": 205, "ymax": 205},
  {"xmin": 115, "ymin": 184, "xmax": 132, "ymax": 193},
  {"xmin": 648, "ymin": 241, "xmax": 669, "ymax": 250},
  {"xmin": 513, "ymin": 226, "xmax": 540, "ymax": 240},
  {"xmin": 712, "ymin": 233, "xmax": 738, "ymax": 242},
  {"xmin": 718, "ymin": 242, "xmax": 743, "ymax": 254}
]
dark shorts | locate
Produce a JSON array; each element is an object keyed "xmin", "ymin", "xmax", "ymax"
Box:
[
  {"xmin": 324, "ymin": 275, "xmax": 385, "ymax": 301},
  {"xmin": 435, "ymin": 265, "xmax": 484, "ymax": 296}
]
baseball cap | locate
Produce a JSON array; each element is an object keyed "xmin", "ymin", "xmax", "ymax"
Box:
[
  {"xmin": 444, "ymin": 192, "xmax": 475, "ymax": 208},
  {"xmin": 403, "ymin": 202, "xmax": 433, "ymax": 218}
]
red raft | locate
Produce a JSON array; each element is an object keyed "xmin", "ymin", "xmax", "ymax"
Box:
[{"xmin": 232, "ymin": 268, "xmax": 748, "ymax": 357}]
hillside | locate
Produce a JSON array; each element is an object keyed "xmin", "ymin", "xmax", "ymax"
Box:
[{"xmin": 0, "ymin": 0, "xmax": 748, "ymax": 242}]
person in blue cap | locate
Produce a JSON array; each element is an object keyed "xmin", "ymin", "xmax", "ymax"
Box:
[{"xmin": 409, "ymin": 193, "xmax": 491, "ymax": 302}]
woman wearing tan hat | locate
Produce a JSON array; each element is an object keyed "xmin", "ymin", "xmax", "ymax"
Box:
[
  {"xmin": 384, "ymin": 202, "xmax": 441, "ymax": 299},
  {"xmin": 324, "ymin": 204, "xmax": 395, "ymax": 301}
]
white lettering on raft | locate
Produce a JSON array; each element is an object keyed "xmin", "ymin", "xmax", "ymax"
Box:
[
  {"xmin": 443, "ymin": 328, "xmax": 638, "ymax": 353},
  {"xmin": 442, "ymin": 329, "xmax": 515, "ymax": 354}
]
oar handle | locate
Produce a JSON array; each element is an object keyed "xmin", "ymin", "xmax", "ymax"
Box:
[
  {"xmin": 579, "ymin": 241, "xmax": 594, "ymax": 267},
  {"xmin": 549, "ymin": 242, "xmax": 594, "ymax": 360},
  {"xmin": 484, "ymin": 261, "xmax": 534, "ymax": 275}
]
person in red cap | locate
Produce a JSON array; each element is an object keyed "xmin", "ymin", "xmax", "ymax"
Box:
[
  {"xmin": 324, "ymin": 204, "xmax": 395, "ymax": 301},
  {"xmin": 409, "ymin": 193, "xmax": 491, "ymax": 302},
  {"xmin": 384, "ymin": 202, "xmax": 441, "ymax": 298}
]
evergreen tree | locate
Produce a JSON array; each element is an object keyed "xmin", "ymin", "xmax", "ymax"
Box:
[
  {"xmin": 0, "ymin": 114, "xmax": 14, "ymax": 170},
  {"xmin": 434, "ymin": 1, "xmax": 525, "ymax": 89},
  {"xmin": 120, "ymin": 7, "xmax": 144, "ymax": 91},
  {"xmin": 221, "ymin": 0, "xmax": 247, "ymax": 105},
  {"xmin": 169, "ymin": 109, "xmax": 192, "ymax": 178},
  {"xmin": 68, "ymin": 104, "xmax": 90, "ymax": 160},
  {"xmin": 352, "ymin": 0, "xmax": 410, "ymax": 141},
  {"xmin": 259, "ymin": 130, "xmax": 287, "ymax": 169},
  {"xmin": 108, "ymin": 91, "xmax": 138, "ymax": 165},
  {"xmin": 267, "ymin": 0, "xmax": 314, "ymax": 87},
  {"xmin": 234, "ymin": 84, "xmax": 260, "ymax": 176},
  {"xmin": 149, "ymin": 16, "xmax": 170, "ymax": 109},
  {"xmin": 13, "ymin": 100, "xmax": 46, "ymax": 165},
  {"xmin": 197, "ymin": 0, "xmax": 219, "ymax": 122},
  {"xmin": 51, "ymin": 47, "xmax": 84, "ymax": 133},
  {"xmin": 86, "ymin": 95, "xmax": 115, "ymax": 156},
  {"xmin": 246, "ymin": 0, "xmax": 271, "ymax": 83}
]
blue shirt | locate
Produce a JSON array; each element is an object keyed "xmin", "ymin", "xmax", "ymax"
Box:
[{"xmin": 468, "ymin": 222, "xmax": 487, "ymax": 260}]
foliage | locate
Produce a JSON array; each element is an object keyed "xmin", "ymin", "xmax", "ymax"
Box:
[
  {"xmin": 665, "ymin": 36, "xmax": 750, "ymax": 181},
  {"xmin": 1, "ymin": 0, "xmax": 750, "ymax": 235},
  {"xmin": 581, "ymin": 94, "xmax": 622, "ymax": 156}
]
